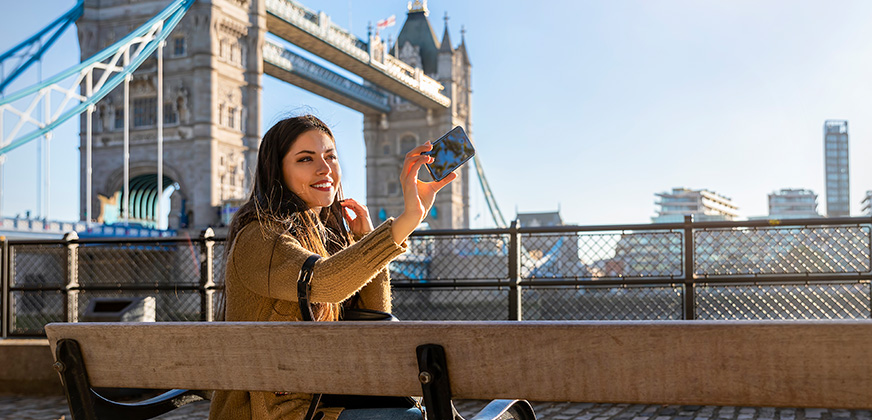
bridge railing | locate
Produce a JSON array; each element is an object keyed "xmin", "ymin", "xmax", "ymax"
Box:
[{"xmin": 1, "ymin": 216, "xmax": 871, "ymax": 336}]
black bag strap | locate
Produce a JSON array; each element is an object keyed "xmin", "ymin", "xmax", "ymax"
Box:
[
  {"xmin": 297, "ymin": 254, "xmax": 321, "ymax": 322},
  {"xmin": 298, "ymin": 254, "xmax": 324, "ymax": 420}
]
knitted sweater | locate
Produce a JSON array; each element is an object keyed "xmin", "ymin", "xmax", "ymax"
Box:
[{"xmin": 208, "ymin": 219, "xmax": 407, "ymax": 420}]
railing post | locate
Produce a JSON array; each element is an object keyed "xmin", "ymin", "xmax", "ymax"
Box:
[
  {"xmin": 683, "ymin": 215, "xmax": 695, "ymax": 320},
  {"xmin": 63, "ymin": 232, "xmax": 79, "ymax": 323},
  {"xmin": 200, "ymin": 228, "xmax": 215, "ymax": 322},
  {"xmin": 508, "ymin": 220, "xmax": 522, "ymax": 321},
  {"xmin": 1, "ymin": 235, "xmax": 8, "ymax": 337}
]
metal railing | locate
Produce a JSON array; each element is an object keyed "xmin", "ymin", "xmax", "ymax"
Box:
[{"xmin": 2, "ymin": 216, "xmax": 871, "ymax": 336}]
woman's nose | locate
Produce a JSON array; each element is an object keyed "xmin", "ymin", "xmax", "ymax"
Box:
[{"xmin": 315, "ymin": 158, "xmax": 330, "ymax": 174}]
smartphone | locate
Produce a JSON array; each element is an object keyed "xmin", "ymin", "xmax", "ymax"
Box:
[{"xmin": 424, "ymin": 126, "xmax": 475, "ymax": 182}]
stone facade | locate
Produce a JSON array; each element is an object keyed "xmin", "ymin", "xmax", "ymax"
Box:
[{"xmin": 77, "ymin": 0, "xmax": 265, "ymax": 229}]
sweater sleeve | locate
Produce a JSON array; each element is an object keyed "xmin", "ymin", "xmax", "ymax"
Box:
[
  {"xmin": 356, "ymin": 268, "xmax": 392, "ymax": 312},
  {"xmin": 230, "ymin": 219, "xmax": 407, "ymax": 304}
]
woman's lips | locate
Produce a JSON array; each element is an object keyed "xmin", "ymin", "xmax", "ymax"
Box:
[{"xmin": 311, "ymin": 182, "xmax": 333, "ymax": 191}]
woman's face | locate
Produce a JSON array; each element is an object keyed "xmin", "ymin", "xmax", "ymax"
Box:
[{"xmin": 281, "ymin": 129, "xmax": 342, "ymax": 211}]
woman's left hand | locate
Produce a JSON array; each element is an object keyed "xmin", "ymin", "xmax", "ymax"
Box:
[{"xmin": 340, "ymin": 198, "xmax": 374, "ymax": 238}]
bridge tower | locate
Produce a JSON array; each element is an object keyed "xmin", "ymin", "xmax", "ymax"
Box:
[
  {"xmin": 363, "ymin": 0, "xmax": 472, "ymax": 229},
  {"xmin": 77, "ymin": 0, "xmax": 265, "ymax": 229}
]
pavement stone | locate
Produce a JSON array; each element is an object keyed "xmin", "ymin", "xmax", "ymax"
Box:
[{"xmin": 4, "ymin": 397, "xmax": 872, "ymax": 420}]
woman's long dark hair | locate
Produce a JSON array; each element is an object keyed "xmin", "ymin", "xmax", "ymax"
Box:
[{"xmin": 224, "ymin": 115, "xmax": 353, "ymax": 321}]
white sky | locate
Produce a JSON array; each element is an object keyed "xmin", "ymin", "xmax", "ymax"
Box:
[{"xmin": 1, "ymin": 0, "xmax": 871, "ymax": 226}]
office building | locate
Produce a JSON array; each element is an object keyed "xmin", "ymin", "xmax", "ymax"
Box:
[
  {"xmin": 768, "ymin": 189, "xmax": 820, "ymax": 219},
  {"xmin": 652, "ymin": 187, "xmax": 739, "ymax": 223},
  {"xmin": 824, "ymin": 120, "xmax": 850, "ymax": 216}
]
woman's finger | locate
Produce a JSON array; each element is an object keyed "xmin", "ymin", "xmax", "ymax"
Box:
[
  {"xmin": 404, "ymin": 141, "xmax": 432, "ymax": 159},
  {"xmin": 340, "ymin": 199, "xmax": 365, "ymax": 218},
  {"xmin": 434, "ymin": 172, "xmax": 457, "ymax": 190}
]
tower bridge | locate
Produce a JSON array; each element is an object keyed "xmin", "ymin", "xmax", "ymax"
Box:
[{"xmin": 0, "ymin": 0, "xmax": 504, "ymax": 234}]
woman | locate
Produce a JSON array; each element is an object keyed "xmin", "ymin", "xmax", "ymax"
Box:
[{"xmin": 209, "ymin": 115, "xmax": 456, "ymax": 420}]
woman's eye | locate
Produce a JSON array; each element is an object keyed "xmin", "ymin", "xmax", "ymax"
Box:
[
  {"xmin": 327, "ymin": 154, "xmax": 338, "ymax": 160},
  {"xmin": 297, "ymin": 157, "xmax": 312, "ymax": 162}
]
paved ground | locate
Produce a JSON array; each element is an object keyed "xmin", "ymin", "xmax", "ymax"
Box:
[{"xmin": 2, "ymin": 396, "xmax": 872, "ymax": 420}]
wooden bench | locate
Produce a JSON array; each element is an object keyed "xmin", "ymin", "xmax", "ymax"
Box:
[{"xmin": 45, "ymin": 320, "xmax": 872, "ymax": 420}]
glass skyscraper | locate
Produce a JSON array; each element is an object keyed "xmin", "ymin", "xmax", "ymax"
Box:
[{"xmin": 824, "ymin": 120, "xmax": 850, "ymax": 217}]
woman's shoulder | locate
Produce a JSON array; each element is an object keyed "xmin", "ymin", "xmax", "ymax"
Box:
[{"xmin": 233, "ymin": 221, "xmax": 302, "ymax": 252}]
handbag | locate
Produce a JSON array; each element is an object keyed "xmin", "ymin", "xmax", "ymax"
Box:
[{"xmin": 296, "ymin": 255, "xmax": 419, "ymax": 420}]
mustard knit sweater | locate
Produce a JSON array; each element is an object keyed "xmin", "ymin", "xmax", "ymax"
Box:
[{"xmin": 208, "ymin": 219, "xmax": 407, "ymax": 420}]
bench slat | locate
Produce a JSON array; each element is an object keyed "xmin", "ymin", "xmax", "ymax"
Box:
[{"xmin": 45, "ymin": 321, "xmax": 872, "ymax": 408}]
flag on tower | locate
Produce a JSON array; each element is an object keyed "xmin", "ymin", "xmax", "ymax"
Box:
[{"xmin": 377, "ymin": 15, "xmax": 396, "ymax": 30}]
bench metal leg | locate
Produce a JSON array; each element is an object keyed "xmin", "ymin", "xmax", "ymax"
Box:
[
  {"xmin": 416, "ymin": 344, "xmax": 537, "ymax": 420},
  {"xmin": 54, "ymin": 339, "xmax": 208, "ymax": 420},
  {"xmin": 417, "ymin": 344, "xmax": 459, "ymax": 420}
]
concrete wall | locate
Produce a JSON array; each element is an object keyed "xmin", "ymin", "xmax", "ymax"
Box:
[{"xmin": 0, "ymin": 339, "xmax": 63, "ymax": 396}]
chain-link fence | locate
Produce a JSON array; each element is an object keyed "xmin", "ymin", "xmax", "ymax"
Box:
[{"xmin": 2, "ymin": 216, "xmax": 871, "ymax": 336}]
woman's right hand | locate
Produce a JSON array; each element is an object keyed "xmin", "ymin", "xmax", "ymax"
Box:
[{"xmin": 391, "ymin": 141, "xmax": 457, "ymax": 245}]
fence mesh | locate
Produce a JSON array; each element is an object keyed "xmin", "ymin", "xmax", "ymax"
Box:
[
  {"xmin": 695, "ymin": 281, "xmax": 871, "ymax": 320},
  {"xmin": 10, "ymin": 290, "xmax": 65, "ymax": 335},
  {"xmin": 695, "ymin": 225, "xmax": 872, "ymax": 276},
  {"xmin": 78, "ymin": 241, "xmax": 201, "ymax": 286},
  {"xmin": 10, "ymin": 244, "xmax": 66, "ymax": 287},
  {"xmin": 392, "ymin": 287, "xmax": 508, "ymax": 320},
  {"xmin": 212, "ymin": 242, "xmax": 227, "ymax": 286},
  {"xmin": 77, "ymin": 289, "xmax": 203, "ymax": 322},
  {"xmin": 391, "ymin": 234, "xmax": 509, "ymax": 282},
  {"xmin": 521, "ymin": 230, "xmax": 683, "ymax": 279},
  {"xmin": 523, "ymin": 285, "xmax": 683, "ymax": 320}
]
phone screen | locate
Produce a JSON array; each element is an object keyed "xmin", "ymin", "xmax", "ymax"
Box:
[{"xmin": 425, "ymin": 126, "xmax": 475, "ymax": 182}]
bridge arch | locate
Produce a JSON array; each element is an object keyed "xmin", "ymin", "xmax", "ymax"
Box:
[{"xmin": 98, "ymin": 164, "xmax": 188, "ymax": 229}]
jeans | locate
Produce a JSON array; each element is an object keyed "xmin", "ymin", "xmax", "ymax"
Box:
[{"xmin": 336, "ymin": 407, "xmax": 424, "ymax": 420}]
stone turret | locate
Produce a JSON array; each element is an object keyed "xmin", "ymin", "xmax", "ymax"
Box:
[
  {"xmin": 77, "ymin": 0, "xmax": 265, "ymax": 230},
  {"xmin": 363, "ymin": 0, "xmax": 473, "ymax": 229}
]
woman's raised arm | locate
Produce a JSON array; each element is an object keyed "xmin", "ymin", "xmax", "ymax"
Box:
[{"xmin": 391, "ymin": 141, "xmax": 457, "ymax": 244}]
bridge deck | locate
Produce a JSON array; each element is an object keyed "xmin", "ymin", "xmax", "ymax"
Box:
[{"xmin": 265, "ymin": 1, "xmax": 450, "ymax": 111}]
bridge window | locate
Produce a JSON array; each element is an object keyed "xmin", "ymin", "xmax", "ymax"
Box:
[
  {"xmin": 220, "ymin": 39, "xmax": 230, "ymax": 61},
  {"xmin": 388, "ymin": 182, "xmax": 398, "ymax": 196},
  {"xmin": 133, "ymin": 97, "xmax": 157, "ymax": 127},
  {"xmin": 400, "ymin": 136, "xmax": 417, "ymax": 154},
  {"xmin": 163, "ymin": 103, "xmax": 177, "ymax": 125},
  {"xmin": 382, "ymin": 143, "xmax": 391, "ymax": 155},
  {"xmin": 227, "ymin": 107, "xmax": 237, "ymax": 129},
  {"xmin": 219, "ymin": 37, "xmax": 244, "ymax": 67},
  {"xmin": 114, "ymin": 108, "xmax": 124, "ymax": 129},
  {"xmin": 172, "ymin": 36, "xmax": 186, "ymax": 57},
  {"xmin": 219, "ymin": 104, "xmax": 242, "ymax": 131}
]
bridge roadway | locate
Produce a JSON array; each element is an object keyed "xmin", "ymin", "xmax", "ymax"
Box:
[
  {"xmin": 2, "ymin": 395, "xmax": 871, "ymax": 420},
  {"xmin": 265, "ymin": 0, "xmax": 451, "ymax": 112}
]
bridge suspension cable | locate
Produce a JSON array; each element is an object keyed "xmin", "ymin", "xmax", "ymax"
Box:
[
  {"xmin": 0, "ymin": 0, "xmax": 193, "ymax": 222},
  {"xmin": 0, "ymin": 0, "xmax": 84, "ymax": 95},
  {"xmin": 472, "ymin": 155, "xmax": 507, "ymax": 229},
  {"xmin": 0, "ymin": 0, "xmax": 194, "ymax": 157}
]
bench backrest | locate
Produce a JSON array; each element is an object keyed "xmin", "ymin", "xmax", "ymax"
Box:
[{"xmin": 45, "ymin": 320, "xmax": 872, "ymax": 409}]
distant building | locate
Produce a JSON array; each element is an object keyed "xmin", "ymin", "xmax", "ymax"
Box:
[
  {"xmin": 515, "ymin": 210, "xmax": 584, "ymax": 279},
  {"xmin": 517, "ymin": 211, "xmax": 563, "ymax": 227},
  {"xmin": 824, "ymin": 120, "xmax": 850, "ymax": 217},
  {"xmin": 652, "ymin": 188, "xmax": 739, "ymax": 223},
  {"xmin": 862, "ymin": 191, "xmax": 872, "ymax": 216},
  {"xmin": 768, "ymin": 189, "xmax": 820, "ymax": 219}
]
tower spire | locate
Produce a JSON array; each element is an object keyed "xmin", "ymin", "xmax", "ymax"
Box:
[{"xmin": 440, "ymin": 11, "xmax": 453, "ymax": 52}]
